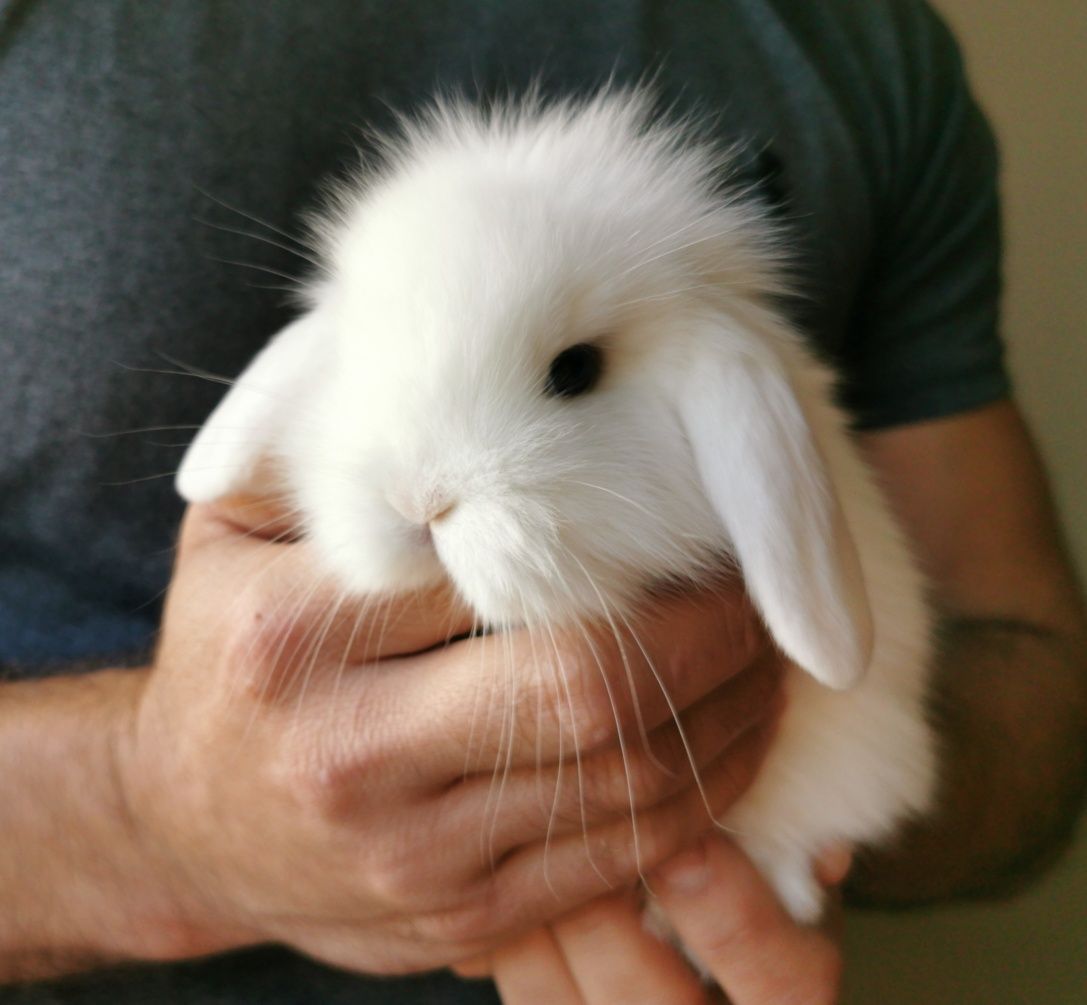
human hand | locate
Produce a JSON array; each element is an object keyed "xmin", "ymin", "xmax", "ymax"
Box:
[
  {"xmin": 114, "ymin": 496, "xmax": 786, "ymax": 974},
  {"xmin": 464, "ymin": 838, "xmax": 848, "ymax": 1004}
]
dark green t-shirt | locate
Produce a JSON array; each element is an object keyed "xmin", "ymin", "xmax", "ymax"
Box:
[{"xmin": 0, "ymin": 0, "xmax": 1006, "ymax": 999}]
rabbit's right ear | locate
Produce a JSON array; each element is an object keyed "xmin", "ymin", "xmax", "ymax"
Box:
[
  {"xmin": 677, "ymin": 342, "xmax": 874, "ymax": 691},
  {"xmin": 176, "ymin": 312, "xmax": 325, "ymax": 503}
]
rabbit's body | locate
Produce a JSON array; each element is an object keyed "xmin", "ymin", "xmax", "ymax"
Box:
[{"xmin": 179, "ymin": 91, "xmax": 937, "ymax": 926}]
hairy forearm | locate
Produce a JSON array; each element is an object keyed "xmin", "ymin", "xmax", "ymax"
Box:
[
  {"xmin": 0, "ymin": 669, "xmax": 199, "ymax": 984},
  {"xmin": 847, "ymin": 614, "xmax": 1087, "ymax": 906}
]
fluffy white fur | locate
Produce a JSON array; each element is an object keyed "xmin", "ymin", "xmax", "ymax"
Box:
[{"xmin": 178, "ymin": 91, "xmax": 937, "ymax": 926}]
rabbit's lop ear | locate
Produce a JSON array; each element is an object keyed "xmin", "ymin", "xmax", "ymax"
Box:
[
  {"xmin": 176, "ymin": 313, "xmax": 324, "ymax": 503},
  {"xmin": 679, "ymin": 351, "xmax": 873, "ymax": 690}
]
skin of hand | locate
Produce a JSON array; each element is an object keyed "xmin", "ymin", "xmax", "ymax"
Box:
[
  {"xmin": 94, "ymin": 496, "xmax": 787, "ymax": 978},
  {"xmin": 455, "ymin": 838, "xmax": 850, "ymax": 1005}
]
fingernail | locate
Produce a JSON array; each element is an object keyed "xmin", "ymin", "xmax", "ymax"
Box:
[{"xmin": 658, "ymin": 838, "xmax": 710, "ymax": 893}]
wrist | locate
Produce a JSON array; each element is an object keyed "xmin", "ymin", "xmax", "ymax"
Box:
[
  {"xmin": 107, "ymin": 670, "xmax": 257, "ymax": 964},
  {"xmin": 0, "ymin": 670, "xmax": 248, "ymax": 982}
]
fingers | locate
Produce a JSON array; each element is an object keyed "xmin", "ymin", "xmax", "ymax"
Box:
[
  {"xmin": 491, "ymin": 927, "xmax": 583, "ymax": 1004},
  {"xmin": 182, "ymin": 500, "xmax": 776, "ymax": 823},
  {"xmin": 466, "ymin": 843, "xmax": 848, "ymax": 1005},
  {"xmin": 377, "ymin": 583, "xmax": 771, "ymax": 775},
  {"xmin": 490, "ymin": 892, "xmax": 711, "ymax": 1005},
  {"xmin": 652, "ymin": 838, "xmax": 843, "ymax": 1005},
  {"xmin": 391, "ymin": 719, "xmax": 776, "ymax": 947},
  {"xmin": 451, "ymin": 715, "xmax": 781, "ymax": 938},
  {"xmin": 550, "ymin": 892, "xmax": 708, "ymax": 1004},
  {"xmin": 441, "ymin": 656, "xmax": 785, "ymax": 851},
  {"xmin": 461, "ymin": 842, "xmax": 850, "ymax": 1005},
  {"xmin": 354, "ymin": 713, "xmax": 778, "ymax": 947}
]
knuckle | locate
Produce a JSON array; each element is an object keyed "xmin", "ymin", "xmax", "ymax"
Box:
[
  {"xmin": 512, "ymin": 647, "xmax": 619, "ymax": 751},
  {"xmin": 366, "ymin": 849, "xmax": 431, "ymax": 910},
  {"xmin": 273, "ymin": 731, "xmax": 392, "ymax": 825},
  {"xmin": 272, "ymin": 744, "xmax": 352, "ymax": 822},
  {"xmin": 572, "ymin": 687, "xmax": 621, "ymax": 747},
  {"xmin": 564, "ymin": 658, "xmax": 630, "ymax": 748},
  {"xmin": 509, "ymin": 666, "xmax": 565, "ymax": 747},
  {"xmin": 357, "ymin": 825, "xmax": 456, "ymax": 914},
  {"xmin": 580, "ymin": 746, "xmax": 675, "ymax": 817},
  {"xmin": 581, "ymin": 812, "xmax": 681, "ymax": 888}
]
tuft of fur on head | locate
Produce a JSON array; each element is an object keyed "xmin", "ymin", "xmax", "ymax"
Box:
[{"xmin": 288, "ymin": 89, "xmax": 798, "ymax": 628}]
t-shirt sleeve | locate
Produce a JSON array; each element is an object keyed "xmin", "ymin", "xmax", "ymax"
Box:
[{"xmin": 838, "ymin": 3, "xmax": 1010, "ymax": 429}]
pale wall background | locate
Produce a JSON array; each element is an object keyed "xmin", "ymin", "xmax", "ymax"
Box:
[{"xmin": 843, "ymin": 2, "xmax": 1087, "ymax": 1003}]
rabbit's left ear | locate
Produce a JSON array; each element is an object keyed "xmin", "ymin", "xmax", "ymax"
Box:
[
  {"xmin": 177, "ymin": 312, "xmax": 326, "ymax": 503},
  {"xmin": 679, "ymin": 349, "xmax": 873, "ymax": 690}
]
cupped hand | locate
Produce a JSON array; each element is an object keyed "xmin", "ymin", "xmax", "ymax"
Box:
[
  {"xmin": 467, "ymin": 839, "xmax": 848, "ymax": 1005},
  {"xmin": 114, "ymin": 495, "xmax": 785, "ymax": 975}
]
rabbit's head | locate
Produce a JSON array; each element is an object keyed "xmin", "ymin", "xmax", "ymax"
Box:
[{"xmin": 178, "ymin": 91, "xmax": 872, "ymax": 689}]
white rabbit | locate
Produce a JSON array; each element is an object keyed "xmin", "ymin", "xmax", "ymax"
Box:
[{"xmin": 178, "ymin": 90, "xmax": 937, "ymax": 927}]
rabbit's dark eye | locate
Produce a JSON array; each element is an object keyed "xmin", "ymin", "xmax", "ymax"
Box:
[{"xmin": 545, "ymin": 342, "xmax": 604, "ymax": 398}]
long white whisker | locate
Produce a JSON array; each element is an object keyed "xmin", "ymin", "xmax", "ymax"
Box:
[
  {"xmin": 561, "ymin": 548, "xmax": 669, "ymax": 775},
  {"xmin": 209, "ymin": 257, "xmax": 302, "ymax": 284},
  {"xmin": 541, "ymin": 619, "xmax": 611, "ymax": 889},
  {"xmin": 609, "ymin": 600, "xmax": 737, "ymax": 835},
  {"xmin": 80, "ymin": 423, "xmax": 205, "ymax": 438},
  {"xmin": 197, "ymin": 217, "xmax": 322, "ymax": 268},
  {"xmin": 568, "ymin": 480, "xmax": 660, "ymax": 522},
  {"xmin": 555, "ymin": 558, "xmax": 648, "ymax": 883},
  {"xmin": 483, "ymin": 617, "xmax": 517, "ymax": 870},
  {"xmin": 192, "ymin": 185, "xmax": 313, "ymax": 248},
  {"xmin": 461, "ymin": 611, "xmax": 488, "ymax": 781},
  {"xmin": 114, "ymin": 361, "xmax": 234, "ymax": 386}
]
